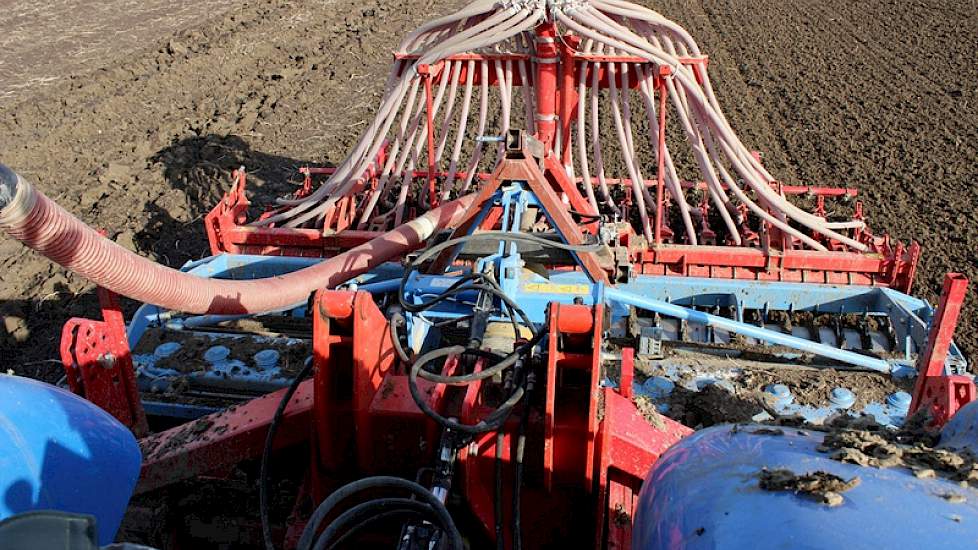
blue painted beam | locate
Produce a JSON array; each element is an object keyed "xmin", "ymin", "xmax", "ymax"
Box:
[{"xmin": 605, "ymin": 288, "xmax": 892, "ymax": 372}]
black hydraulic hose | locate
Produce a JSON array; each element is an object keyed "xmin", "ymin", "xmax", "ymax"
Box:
[
  {"xmin": 394, "ymin": 231, "xmax": 599, "ymax": 351},
  {"xmin": 566, "ymin": 208, "xmax": 602, "ymax": 222},
  {"xmin": 325, "ymin": 509, "xmax": 425, "ymax": 549},
  {"xmin": 398, "ymin": 318, "xmax": 540, "ymax": 433},
  {"xmin": 512, "ymin": 382, "xmax": 532, "ymax": 550},
  {"xmin": 411, "ymin": 327, "xmax": 544, "ymax": 386},
  {"xmin": 390, "ymin": 312, "xmax": 414, "ymax": 364},
  {"xmin": 400, "ymin": 273, "xmax": 484, "ymax": 313},
  {"xmin": 435, "ymin": 313, "xmax": 474, "ymax": 328},
  {"xmin": 398, "ymin": 231, "xmax": 603, "ymax": 319},
  {"xmin": 399, "ymin": 277, "xmax": 537, "ymax": 340},
  {"xmin": 391, "ymin": 311, "xmax": 509, "ymax": 369},
  {"xmin": 311, "ymin": 498, "xmax": 437, "ymax": 550},
  {"xmin": 261, "ymin": 358, "xmax": 314, "ymax": 550},
  {"xmin": 482, "ymin": 276, "xmax": 536, "ymax": 337},
  {"xmin": 297, "ymin": 476, "xmax": 462, "ymax": 550},
  {"xmin": 408, "ymin": 351, "xmax": 526, "ymax": 434},
  {"xmin": 494, "ymin": 431, "xmax": 505, "ymax": 550}
]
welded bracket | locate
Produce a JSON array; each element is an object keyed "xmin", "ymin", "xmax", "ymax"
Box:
[
  {"xmin": 60, "ymin": 287, "xmax": 148, "ymax": 437},
  {"xmin": 430, "ymin": 129, "xmax": 610, "ymax": 284}
]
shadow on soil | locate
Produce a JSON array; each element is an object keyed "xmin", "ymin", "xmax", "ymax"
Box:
[
  {"xmin": 1, "ymin": 135, "xmax": 330, "ymax": 381},
  {"xmin": 143, "ymin": 134, "xmax": 331, "ymax": 264}
]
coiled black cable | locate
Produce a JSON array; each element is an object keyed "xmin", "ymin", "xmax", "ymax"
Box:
[
  {"xmin": 312, "ymin": 498, "xmax": 435, "ymax": 550},
  {"xmin": 325, "ymin": 509, "xmax": 423, "ymax": 549},
  {"xmin": 408, "ymin": 347, "xmax": 527, "ymax": 434},
  {"xmin": 384, "ymin": 231, "xmax": 592, "ymax": 541},
  {"xmin": 297, "ymin": 476, "xmax": 462, "ymax": 550}
]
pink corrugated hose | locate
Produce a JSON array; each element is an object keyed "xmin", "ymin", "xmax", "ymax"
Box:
[{"xmin": 0, "ymin": 163, "xmax": 475, "ymax": 315}]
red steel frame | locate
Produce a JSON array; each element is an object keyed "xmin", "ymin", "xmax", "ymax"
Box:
[
  {"xmin": 203, "ymin": 22, "xmax": 920, "ymax": 292},
  {"xmin": 60, "ymin": 275, "xmax": 973, "ymax": 544},
  {"xmin": 57, "ymin": 125, "xmax": 966, "ymax": 545},
  {"xmin": 125, "ymin": 288, "xmax": 690, "ymax": 547},
  {"xmin": 910, "ymin": 273, "xmax": 976, "ymax": 426},
  {"xmin": 136, "ymin": 133, "xmax": 689, "ymax": 544}
]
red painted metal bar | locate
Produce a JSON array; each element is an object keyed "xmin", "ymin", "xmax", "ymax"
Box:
[
  {"xmin": 430, "ymin": 132, "xmax": 608, "ymax": 283},
  {"xmin": 136, "ymin": 381, "xmax": 315, "ymax": 494},
  {"xmin": 584, "ymin": 175, "xmax": 860, "ymax": 197},
  {"xmin": 619, "ymin": 347, "xmax": 634, "ymax": 400},
  {"xmin": 584, "ymin": 304, "xmax": 604, "ymax": 490},
  {"xmin": 593, "ymin": 388, "xmax": 692, "ymax": 548},
  {"xmin": 654, "ymin": 71, "xmax": 667, "ymax": 246},
  {"xmin": 910, "ymin": 273, "xmax": 975, "ymax": 425},
  {"xmin": 913, "ymin": 273, "xmax": 968, "ymax": 381},
  {"xmin": 543, "ymin": 304, "xmax": 560, "ymax": 491},
  {"xmin": 395, "ymin": 52, "xmax": 706, "ymax": 67},
  {"xmin": 395, "ymin": 52, "xmax": 530, "ymax": 66},
  {"xmin": 420, "ymin": 64, "xmax": 439, "ymax": 208},
  {"xmin": 559, "ymin": 34, "xmax": 582, "ymax": 167},
  {"xmin": 574, "ymin": 53, "xmax": 708, "ymax": 66},
  {"xmin": 534, "ymin": 23, "xmax": 559, "ymax": 150},
  {"xmin": 96, "ymin": 288, "xmax": 148, "ymax": 437},
  {"xmin": 641, "ymin": 244, "xmax": 900, "ymax": 272},
  {"xmin": 543, "ymin": 153, "xmax": 601, "ymax": 228},
  {"xmin": 205, "ymin": 170, "xmax": 917, "ymax": 291}
]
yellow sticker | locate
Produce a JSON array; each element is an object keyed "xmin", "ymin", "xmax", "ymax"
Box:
[{"xmin": 522, "ymin": 283, "xmax": 591, "ymax": 295}]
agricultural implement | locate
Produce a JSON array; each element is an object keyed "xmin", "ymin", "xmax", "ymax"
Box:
[{"xmin": 0, "ymin": 0, "xmax": 976, "ymax": 548}]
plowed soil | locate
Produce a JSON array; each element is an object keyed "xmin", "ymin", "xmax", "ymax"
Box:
[{"xmin": 1, "ymin": 0, "xmax": 976, "ymax": 378}]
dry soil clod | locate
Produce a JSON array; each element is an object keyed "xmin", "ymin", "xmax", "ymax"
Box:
[{"xmin": 757, "ymin": 468, "xmax": 861, "ymax": 507}]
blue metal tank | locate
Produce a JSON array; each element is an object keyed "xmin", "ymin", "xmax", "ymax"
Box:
[
  {"xmin": 0, "ymin": 374, "xmax": 142, "ymax": 545},
  {"xmin": 633, "ymin": 422, "xmax": 978, "ymax": 549},
  {"xmin": 940, "ymin": 401, "xmax": 978, "ymax": 455}
]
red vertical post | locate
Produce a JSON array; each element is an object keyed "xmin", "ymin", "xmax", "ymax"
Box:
[
  {"xmin": 654, "ymin": 68, "xmax": 668, "ymax": 246},
  {"xmin": 911, "ymin": 273, "xmax": 969, "ymax": 409},
  {"xmin": 777, "ymin": 182, "xmax": 789, "ymax": 250},
  {"xmin": 620, "ymin": 347, "xmax": 635, "ymax": 400},
  {"xmin": 534, "ymin": 22, "xmax": 559, "ymax": 152},
  {"xmin": 98, "ymin": 288, "xmax": 149, "ymax": 437},
  {"xmin": 559, "ymin": 34, "xmax": 581, "ymax": 169},
  {"xmin": 915, "ymin": 273, "xmax": 968, "ymax": 380},
  {"xmin": 420, "ymin": 65, "xmax": 439, "ymax": 208}
]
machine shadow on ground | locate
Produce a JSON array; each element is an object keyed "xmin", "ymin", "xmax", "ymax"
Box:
[{"xmin": 0, "ymin": 135, "xmax": 331, "ymax": 380}]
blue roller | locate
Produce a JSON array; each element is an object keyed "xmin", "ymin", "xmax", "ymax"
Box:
[
  {"xmin": 0, "ymin": 374, "xmax": 142, "ymax": 545},
  {"xmin": 633, "ymin": 424, "xmax": 978, "ymax": 549}
]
